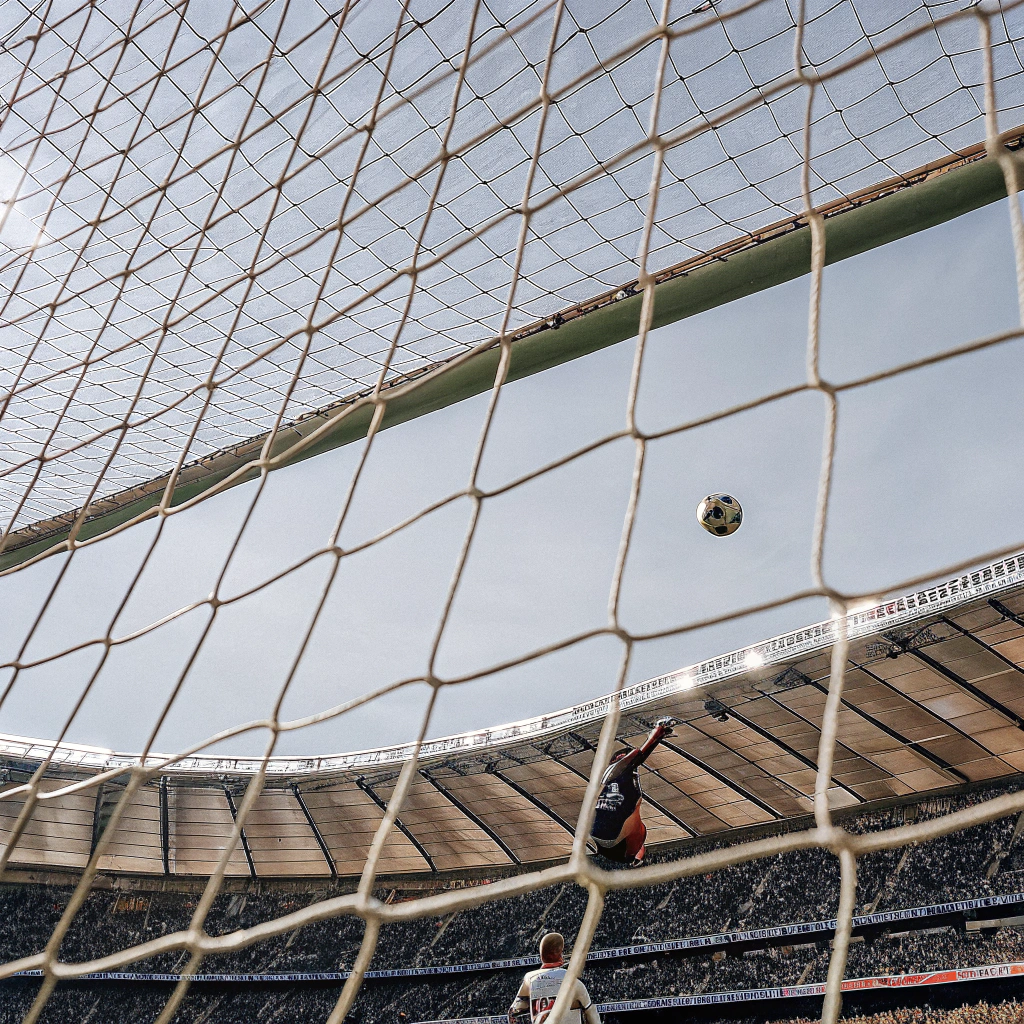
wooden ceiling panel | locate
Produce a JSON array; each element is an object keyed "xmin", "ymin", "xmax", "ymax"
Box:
[
  {"xmin": 998, "ymin": 749, "xmax": 1024, "ymax": 772},
  {"xmin": 970, "ymin": 673, "xmax": 1024, "ymax": 705},
  {"xmin": 774, "ymin": 767, "xmax": 817, "ymax": 796},
  {"xmin": 499, "ymin": 760, "xmax": 588, "ymax": 833},
  {"xmin": 957, "ymin": 757, "xmax": 1016, "ymax": 781},
  {"xmin": 920, "ymin": 691, "xmax": 992, "ymax": 721},
  {"xmin": 993, "ymin": 636, "xmax": 1024, "ymax": 662},
  {"xmin": 245, "ymin": 790, "xmax": 331, "ymax": 878},
  {"xmin": 438, "ymin": 773, "xmax": 572, "ymax": 864},
  {"xmin": 891, "ymin": 767, "xmax": 951, "ymax": 791},
  {"xmin": 300, "ymin": 784, "xmax": 429, "ymax": 876},
  {"xmin": 166, "ymin": 787, "xmax": 249, "ymax": 877},
  {"xmin": 375, "ymin": 778, "xmax": 514, "ymax": 872},
  {"xmin": 0, "ymin": 780, "xmax": 92, "ymax": 870},
  {"xmin": 635, "ymin": 803, "xmax": 691, "ymax": 844},
  {"xmin": 96, "ymin": 787, "xmax": 163, "ymax": 876},
  {"xmin": 650, "ymin": 740, "xmax": 801, "ymax": 819},
  {"xmin": 970, "ymin": 725, "xmax": 1024, "ymax": 756},
  {"xmin": 953, "ymin": 710, "xmax": 1015, "ymax": 735}
]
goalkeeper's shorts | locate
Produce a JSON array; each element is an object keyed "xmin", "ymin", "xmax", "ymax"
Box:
[{"xmin": 593, "ymin": 820, "xmax": 646, "ymax": 864}]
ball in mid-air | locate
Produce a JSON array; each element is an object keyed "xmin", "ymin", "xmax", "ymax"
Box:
[{"xmin": 696, "ymin": 493, "xmax": 743, "ymax": 537}]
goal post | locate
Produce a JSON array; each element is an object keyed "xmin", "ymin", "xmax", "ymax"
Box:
[{"xmin": 1, "ymin": 137, "xmax": 1016, "ymax": 575}]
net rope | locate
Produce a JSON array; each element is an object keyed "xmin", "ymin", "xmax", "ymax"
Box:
[{"xmin": 1, "ymin": 2, "xmax": 1024, "ymax": 1023}]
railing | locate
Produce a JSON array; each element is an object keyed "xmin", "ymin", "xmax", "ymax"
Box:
[
  {"xmin": 415, "ymin": 961, "xmax": 1024, "ymax": 1023},
  {"xmin": 3, "ymin": 890, "xmax": 1020, "ymax": 985},
  {"xmin": 0, "ymin": 552, "xmax": 1021, "ymax": 778}
]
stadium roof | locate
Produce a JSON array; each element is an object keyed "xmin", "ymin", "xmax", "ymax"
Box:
[
  {"xmin": 1, "ymin": 553, "xmax": 1024, "ymax": 881},
  {"xmin": 5, "ymin": 0, "xmax": 1024, "ymax": 571}
]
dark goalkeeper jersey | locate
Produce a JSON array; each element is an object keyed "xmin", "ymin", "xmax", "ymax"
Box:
[{"xmin": 591, "ymin": 763, "xmax": 643, "ymax": 842}]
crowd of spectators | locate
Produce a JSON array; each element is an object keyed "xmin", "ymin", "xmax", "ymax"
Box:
[
  {"xmin": 8, "ymin": 955, "xmax": 1024, "ymax": 1024},
  {"xmin": 0, "ymin": 784, "xmax": 1018, "ymax": 979},
  {"xmin": 824, "ymin": 929, "xmax": 1024, "ymax": 985},
  {"xmin": 1, "ymin": 782, "xmax": 1024, "ymax": 1020},
  {"xmin": 779, "ymin": 1000, "xmax": 1024, "ymax": 1024},
  {"xmin": 0, "ymin": 984, "xmax": 344, "ymax": 1024}
]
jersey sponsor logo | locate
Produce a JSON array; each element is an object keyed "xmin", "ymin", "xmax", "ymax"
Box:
[{"xmin": 596, "ymin": 782, "xmax": 624, "ymax": 812}]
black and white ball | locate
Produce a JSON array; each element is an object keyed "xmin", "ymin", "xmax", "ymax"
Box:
[{"xmin": 696, "ymin": 493, "xmax": 743, "ymax": 537}]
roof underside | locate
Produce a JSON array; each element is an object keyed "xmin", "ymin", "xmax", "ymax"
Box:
[
  {"xmin": 3, "ymin": 0, "xmax": 1024, "ymax": 541},
  {"xmin": 3, "ymin": 557, "xmax": 1024, "ymax": 880}
]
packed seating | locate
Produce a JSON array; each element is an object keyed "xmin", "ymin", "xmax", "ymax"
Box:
[
  {"xmin": 1, "ymin": 782, "xmax": 1024, "ymax": 1020},
  {"xmin": 780, "ymin": 1000, "xmax": 1024, "ymax": 1024}
]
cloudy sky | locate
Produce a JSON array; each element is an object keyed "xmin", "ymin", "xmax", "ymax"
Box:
[{"xmin": 1, "ymin": 197, "xmax": 1022, "ymax": 759}]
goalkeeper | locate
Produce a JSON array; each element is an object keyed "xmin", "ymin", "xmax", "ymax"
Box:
[
  {"xmin": 590, "ymin": 717, "xmax": 676, "ymax": 865},
  {"xmin": 508, "ymin": 932, "xmax": 601, "ymax": 1024}
]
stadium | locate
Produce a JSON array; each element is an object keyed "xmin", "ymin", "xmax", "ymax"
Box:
[
  {"xmin": 3, "ymin": 559, "xmax": 1024, "ymax": 1021},
  {"xmin": 4, "ymin": 1, "xmax": 1024, "ymax": 1024}
]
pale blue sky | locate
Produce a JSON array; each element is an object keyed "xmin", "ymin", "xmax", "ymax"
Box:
[{"xmin": 1, "ymin": 198, "xmax": 1022, "ymax": 758}]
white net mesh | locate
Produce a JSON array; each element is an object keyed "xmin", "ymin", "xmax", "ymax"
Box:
[{"xmin": 2, "ymin": 0, "xmax": 1024, "ymax": 1022}]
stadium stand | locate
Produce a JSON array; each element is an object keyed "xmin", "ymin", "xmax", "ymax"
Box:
[
  {"xmin": 4, "ymin": 781, "xmax": 1024, "ymax": 1020},
  {"xmin": 782, "ymin": 1002, "xmax": 1024, "ymax": 1024}
]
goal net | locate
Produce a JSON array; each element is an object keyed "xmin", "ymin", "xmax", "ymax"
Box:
[{"xmin": 1, "ymin": 1, "xmax": 1024, "ymax": 1022}]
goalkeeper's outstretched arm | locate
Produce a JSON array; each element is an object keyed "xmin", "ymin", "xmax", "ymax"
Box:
[{"xmin": 603, "ymin": 718, "xmax": 676, "ymax": 783}]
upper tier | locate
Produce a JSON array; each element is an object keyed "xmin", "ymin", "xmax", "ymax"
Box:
[{"xmin": 1, "ymin": 553, "xmax": 1023, "ymax": 879}]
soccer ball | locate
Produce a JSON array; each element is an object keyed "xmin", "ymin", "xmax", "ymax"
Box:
[{"xmin": 696, "ymin": 493, "xmax": 743, "ymax": 537}]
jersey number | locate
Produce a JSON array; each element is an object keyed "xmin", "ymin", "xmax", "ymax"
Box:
[{"xmin": 531, "ymin": 996, "xmax": 556, "ymax": 1022}]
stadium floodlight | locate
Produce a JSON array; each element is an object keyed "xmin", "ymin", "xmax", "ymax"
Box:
[{"xmin": 2, "ymin": 2, "xmax": 1024, "ymax": 1024}]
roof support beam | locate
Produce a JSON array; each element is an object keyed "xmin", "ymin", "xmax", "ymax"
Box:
[
  {"xmin": 291, "ymin": 784, "xmax": 336, "ymax": 879},
  {"xmin": 657, "ymin": 737, "xmax": 783, "ymax": 820},
  {"xmin": 991, "ymin": 599, "xmax": 1024, "ymax": 630},
  {"xmin": 490, "ymin": 770, "xmax": 578, "ymax": 839},
  {"xmin": 853, "ymin": 659, "xmax": 1001, "ymax": 759},
  {"xmin": 223, "ymin": 787, "xmax": 256, "ymax": 880},
  {"xmin": 799, "ymin": 678, "xmax": 968, "ymax": 784},
  {"xmin": 715, "ymin": 704, "xmax": 864, "ymax": 803},
  {"xmin": 90, "ymin": 783, "xmax": 105, "ymax": 855},
  {"xmin": 942, "ymin": 615, "xmax": 1024, "ymax": 679},
  {"xmin": 159, "ymin": 777, "xmax": 170, "ymax": 876},
  {"xmin": 421, "ymin": 773, "xmax": 521, "ymax": 866},
  {"xmin": 901, "ymin": 642, "xmax": 1024, "ymax": 732},
  {"xmin": 356, "ymin": 778, "xmax": 436, "ymax": 873}
]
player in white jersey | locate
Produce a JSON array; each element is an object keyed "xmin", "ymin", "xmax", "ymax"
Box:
[{"xmin": 508, "ymin": 932, "xmax": 601, "ymax": 1024}]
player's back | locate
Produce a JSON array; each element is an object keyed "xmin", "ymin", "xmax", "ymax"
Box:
[{"xmin": 525, "ymin": 966, "xmax": 584, "ymax": 1024}]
